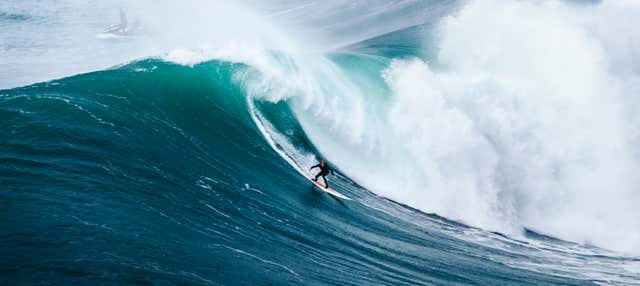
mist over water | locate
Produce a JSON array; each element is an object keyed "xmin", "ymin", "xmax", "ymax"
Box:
[{"xmin": 0, "ymin": 0, "xmax": 442, "ymax": 88}]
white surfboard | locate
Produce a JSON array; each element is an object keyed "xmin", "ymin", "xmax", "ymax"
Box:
[{"xmin": 310, "ymin": 178, "xmax": 351, "ymax": 200}]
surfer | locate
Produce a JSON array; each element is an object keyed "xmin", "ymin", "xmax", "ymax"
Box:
[{"xmin": 310, "ymin": 160, "xmax": 335, "ymax": 189}]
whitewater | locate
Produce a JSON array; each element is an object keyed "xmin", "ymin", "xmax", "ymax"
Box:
[{"xmin": 2, "ymin": 0, "xmax": 640, "ymax": 285}]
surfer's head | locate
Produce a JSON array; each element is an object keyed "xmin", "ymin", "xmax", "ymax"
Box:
[{"xmin": 320, "ymin": 160, "xmax": 325, "ymax": 166}]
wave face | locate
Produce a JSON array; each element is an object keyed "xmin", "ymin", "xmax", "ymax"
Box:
[
  {"xmin": 0, "ymin": 58, "xmax": 637, "ymax": 285},
  {"xmin": 2, "ymin": 0, "xmax": 640, "ymax": 285}
]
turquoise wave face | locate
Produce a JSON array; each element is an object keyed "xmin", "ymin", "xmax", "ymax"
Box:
[{"xmin": 2, "ymin": 58, "xmax": 637, "ymax": 285}]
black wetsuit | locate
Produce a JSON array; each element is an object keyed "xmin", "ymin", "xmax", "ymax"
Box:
[{"xmin": 310, "ymin": 163, "xmax": 335, "ymax": 188}]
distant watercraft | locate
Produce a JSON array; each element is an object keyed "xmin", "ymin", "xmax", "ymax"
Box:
[{"xmin": 98, "ymin": 8, "xmax": 141, "ymax": 38}]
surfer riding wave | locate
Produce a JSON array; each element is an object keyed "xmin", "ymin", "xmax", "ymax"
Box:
[{"xmin": 310, "ymin": 160, "xmax": 335, "ymax": 189}]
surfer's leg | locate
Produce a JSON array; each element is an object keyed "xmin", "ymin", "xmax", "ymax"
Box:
[
  {"xmin": 322, "ymin": 175, "xmax": 329, "ymax": 188},
  {"xmin": 313, "ymin": 173, "xmax": 321, "ymax": 181}
]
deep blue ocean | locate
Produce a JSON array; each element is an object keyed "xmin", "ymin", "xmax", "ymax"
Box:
[{"xmin": 2, "ymin": 1, "xmax": 640, "ymax": 285}]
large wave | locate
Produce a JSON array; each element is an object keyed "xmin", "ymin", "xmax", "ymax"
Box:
[
  {"xmin": 11, "ymin": 0, "xmax": 637, "ymax": 254},
  {"xmin": 3, "ymin": 0, "xmax": 640, "ymax": 284},
  {"xmin": 226, "ymin": 0, "xmax": 640, "ymax": 254}
]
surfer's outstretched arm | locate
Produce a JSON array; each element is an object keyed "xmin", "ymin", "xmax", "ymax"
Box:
[{"xmin": 309, "ymin": 164, "xmax": 320, "ymax": 171}]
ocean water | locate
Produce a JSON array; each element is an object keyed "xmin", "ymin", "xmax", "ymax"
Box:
[{"xmin": 2, "ymin": 0, "xmax": 640, "ymax": 285}]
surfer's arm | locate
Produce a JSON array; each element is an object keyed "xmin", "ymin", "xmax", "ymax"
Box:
[{"xmin": 309, "ymin": 164, "xmax": 320, "ymax": 170}]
